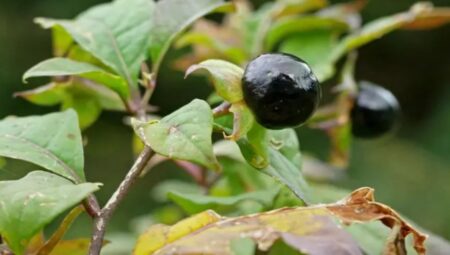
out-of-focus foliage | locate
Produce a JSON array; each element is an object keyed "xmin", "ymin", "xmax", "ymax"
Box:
[{"xmin": 0, "ymin": 0, "xmax": 449, "ymax": 254}]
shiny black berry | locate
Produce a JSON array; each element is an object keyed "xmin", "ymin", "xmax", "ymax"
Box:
[
  {"xmin": 242, "ymin": 53, "xmax": 321, "ymax": 129},
  {"xmin": 351, "ymin": 82, "xmax": 400, "ymax": 138}
]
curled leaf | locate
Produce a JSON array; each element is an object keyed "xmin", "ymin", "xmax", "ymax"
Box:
[
  {"xmin": 185, "ymin": 59, "xmax": 244, "ymax": 103},
  {"xmin": 227, "ymin": 102, "xmax": 254, "ymax": 141},
  {"xmin": 331, "ymin": 2, "xmax": 450, "ymax": 63},
  {"xmin": 135, "ymin": 187, "xmax": 426, "ymax": 255}
]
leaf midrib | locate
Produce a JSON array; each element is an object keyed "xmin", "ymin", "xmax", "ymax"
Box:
[
  {"xmin": 83, "ymin": 18, "xmax": 135, "ymax": 88},
  {"xmin": 0, "ymin": 135, "xmax": 80, "ymax": 183}
]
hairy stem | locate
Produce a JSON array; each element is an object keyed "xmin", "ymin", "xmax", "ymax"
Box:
[{"xmin": 89, "ymin": 146, "xmax": 155, "ymax": 255}]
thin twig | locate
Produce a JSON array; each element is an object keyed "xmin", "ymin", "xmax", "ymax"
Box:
[
  {"xmin": 83, "ymin": 195, "xmax": 101, "ymax": 218},
  {"xmin": 139, "ymin": 63, "xmax": 156, "ymax": 117},
  {"xmin": 212, "ymin": 102, "xmax": 232, "ymax": 117},
  {"xmin": 88, "ymin": 61, "xmax": 157, "ymax": 255},
  {"xmin": 88, "ymin": 146, "xmax": 155, "ymax": 255}
]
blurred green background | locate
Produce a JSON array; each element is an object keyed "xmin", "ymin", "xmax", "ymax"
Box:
[{"xmin": 0, "ymin": 0, "xmax": 449, "ymax": 246}]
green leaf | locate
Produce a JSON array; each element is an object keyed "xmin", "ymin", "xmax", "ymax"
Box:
[
  {"xmin": 243, "ymin": 3, "xmax": 276, "ymax": 57},
  {"xmin": 262, "ymin": 148, "xmax": 310, "ymax": 204},
  {"xmin": 227, "ymin": 102, "xmax": 254, "ymax": 141},
  {"xmin": 23, "ymin": 58, "xmax": 129, "ymax": 99},
  {"xmin": 268, "ymin": 240, "xmax": 302, "ymax": 255},
  {"xmin": 269, "ymin": 129, "xmax": 302, "ymax": 168},
  {"xmin": 331, "ymin": 3, "xmax": 450, "ymax": 64},
  {"xmin": 275, "ymin": 0, "xmax": 327, "ymax": 17},
  {"xmin": 17, "ymin": 81, "xmax": 125, "ymax": 112},
  {"xmin": 265, "ymin": 16, "xmax": 348, "ymax": 51},
  {"xmin": 280, "ymin": 29, "xmax": 341, "ymax": 82},
  {"xmin": 23, "ymin": 58, "xmax": 102, "ymax": 80},
  {"xmin": 0, "ymin": 110, "xmax": 85, "ymax": 182},
  {"xmin": 185, "ymin": 59, "xmax": 244, "ymax": 103},
  {"xmin": 237, "ymin": 123, "xmax": 269, "ymax": 169},
  {"xmin": 133, "ymin": 99, "xmax": 220, "ymax": 171},
  {"xmin": 0, "ymin": 157, "xmax": 6, "ymax": 169},
  {"xmin": 214, "ymin": 141, "xmax": 274, "ymax": 194},
  {"xmin": 230, "ymin": 238, "xmax": 256, "ymax": 255},
  {"xmin": 152, "ymin": 180, "xmax": 203, "ymax": 203},
  {"xmin": 175, "ymin": 30, "xmax": 247, "ymax": 65},
  {"xmin": 17, "ymin": 83, "xmax": 66, "ymax": 106},
  {"xmin": 51, "ymin": 25, "xmax": 73, "ymax": 57},
  {"xmin": 17, "ymin": 81, "xmax": 125, "ymax": 129},
  {"xmin": 218, "ymin": 157, "xmax": 272, "ymax": 195},
  {"xmin": 61, "ymin": 93, "xmax": 101, "ymax": 129},
  {"xmin": 0, "ymin": 171, "xmax": 100, "ymax": 255},
  {"xmin": 244, "ymin": 0, "xmax": 326, "ymax": 57},
  {"xmin": 35, "ymin": 0, "xmax": 154, "ymax": 87},
  {"xmin": 237, "ymin": 126, "xmax": 309, "ymax": 204},
  {"xmin": 168, "ymin": 187, "xmax": 280, "ymax": 215},
  {"xmin": 149, "ymin": 0, "xmax": 235, "ymax": 74}
]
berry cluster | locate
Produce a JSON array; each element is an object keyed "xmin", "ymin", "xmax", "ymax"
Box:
[{"xmin": 242, "ymin": 53, "xmax": 399, "ymax": 138}]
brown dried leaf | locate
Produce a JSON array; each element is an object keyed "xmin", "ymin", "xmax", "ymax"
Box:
[{"xmin": 134, "ymin": 188, "xmax": 427, "ymax": 255}]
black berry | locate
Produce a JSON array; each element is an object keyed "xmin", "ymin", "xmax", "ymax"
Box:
[
  {"xmin": 351, "ymin": 82, "xmax": 400, "ymax": 138},
  {"xmin": 242, "ymin": 53, "xmax": 321, "ymax": 129}
]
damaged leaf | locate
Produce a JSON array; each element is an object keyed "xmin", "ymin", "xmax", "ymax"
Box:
[
  {"xmin": 0, "ymin": 171, "xmax": 100, "ymax": 255},
  {"xmin": 227, "ymin": 102, "xmax": 254, "ymax": 141},
  {"xmin": 185, "ymin": 59, "xmax": 244, "ymax": 103},
  {"xmin": 135, "ymin": 187, "xmax": 426, "ymax": 255},
  {"xmin": 133, "ymin": 99, "xmax": 220, "ymax": 171}
]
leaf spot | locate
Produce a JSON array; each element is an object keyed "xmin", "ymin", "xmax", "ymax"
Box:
[{"xmin": 169, "ymin": 126, "xmax": 179, "ymax": 135}]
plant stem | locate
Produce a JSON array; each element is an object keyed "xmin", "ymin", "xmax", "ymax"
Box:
[
  {"xmin": 83, "ymin": 195, "xmax": 101, "ymax": 218},
  {"xmin": 212, "ymin": 102, "xmax": 231, "ymax": 117},
  {"xmin": 88, "ymin": 146, "xmax": 155, "ymax": 255}
]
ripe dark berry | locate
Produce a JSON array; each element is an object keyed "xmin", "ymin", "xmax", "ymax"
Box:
[
  {"xmin": 242, "ymin": 53, "xmax": 321, "ymax": 129},
  {"xmin": 351, "ymin": 82, "xmax": 400, "ymax": 138}
]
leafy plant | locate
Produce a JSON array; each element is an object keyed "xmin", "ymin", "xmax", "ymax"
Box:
[{"xmin": 1, "ymin": 0, "xmax": 450, "ymax": 255}]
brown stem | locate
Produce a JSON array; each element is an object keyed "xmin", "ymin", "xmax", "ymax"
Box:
[
  {"xmin": 88, "ymin": 61, "xmax": 157, "ymax": 255},
  {"xmin": 83, "ymin": 195, "xmax": 101, "ymax": 218},
  {"xmin": 213, "ymin": 102, "xmax": 232, "ymax": 117},
  {"xmin": 88, "ymin": 146, "xmax": 155, "ymax": 255}
]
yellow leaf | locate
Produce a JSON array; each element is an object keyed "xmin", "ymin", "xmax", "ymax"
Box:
[
  {"xmin": 134, "ymin": 210, "xmax": 221, "ymax": 255},
  {"xmin": 135, "ymin": 188, "xmax": 427, "ymax": 255}
]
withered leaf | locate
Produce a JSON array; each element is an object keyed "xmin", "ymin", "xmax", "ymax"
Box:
[{"xmin": 134, "ymin": 188, "xmax": 427, "ymax": 255}]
